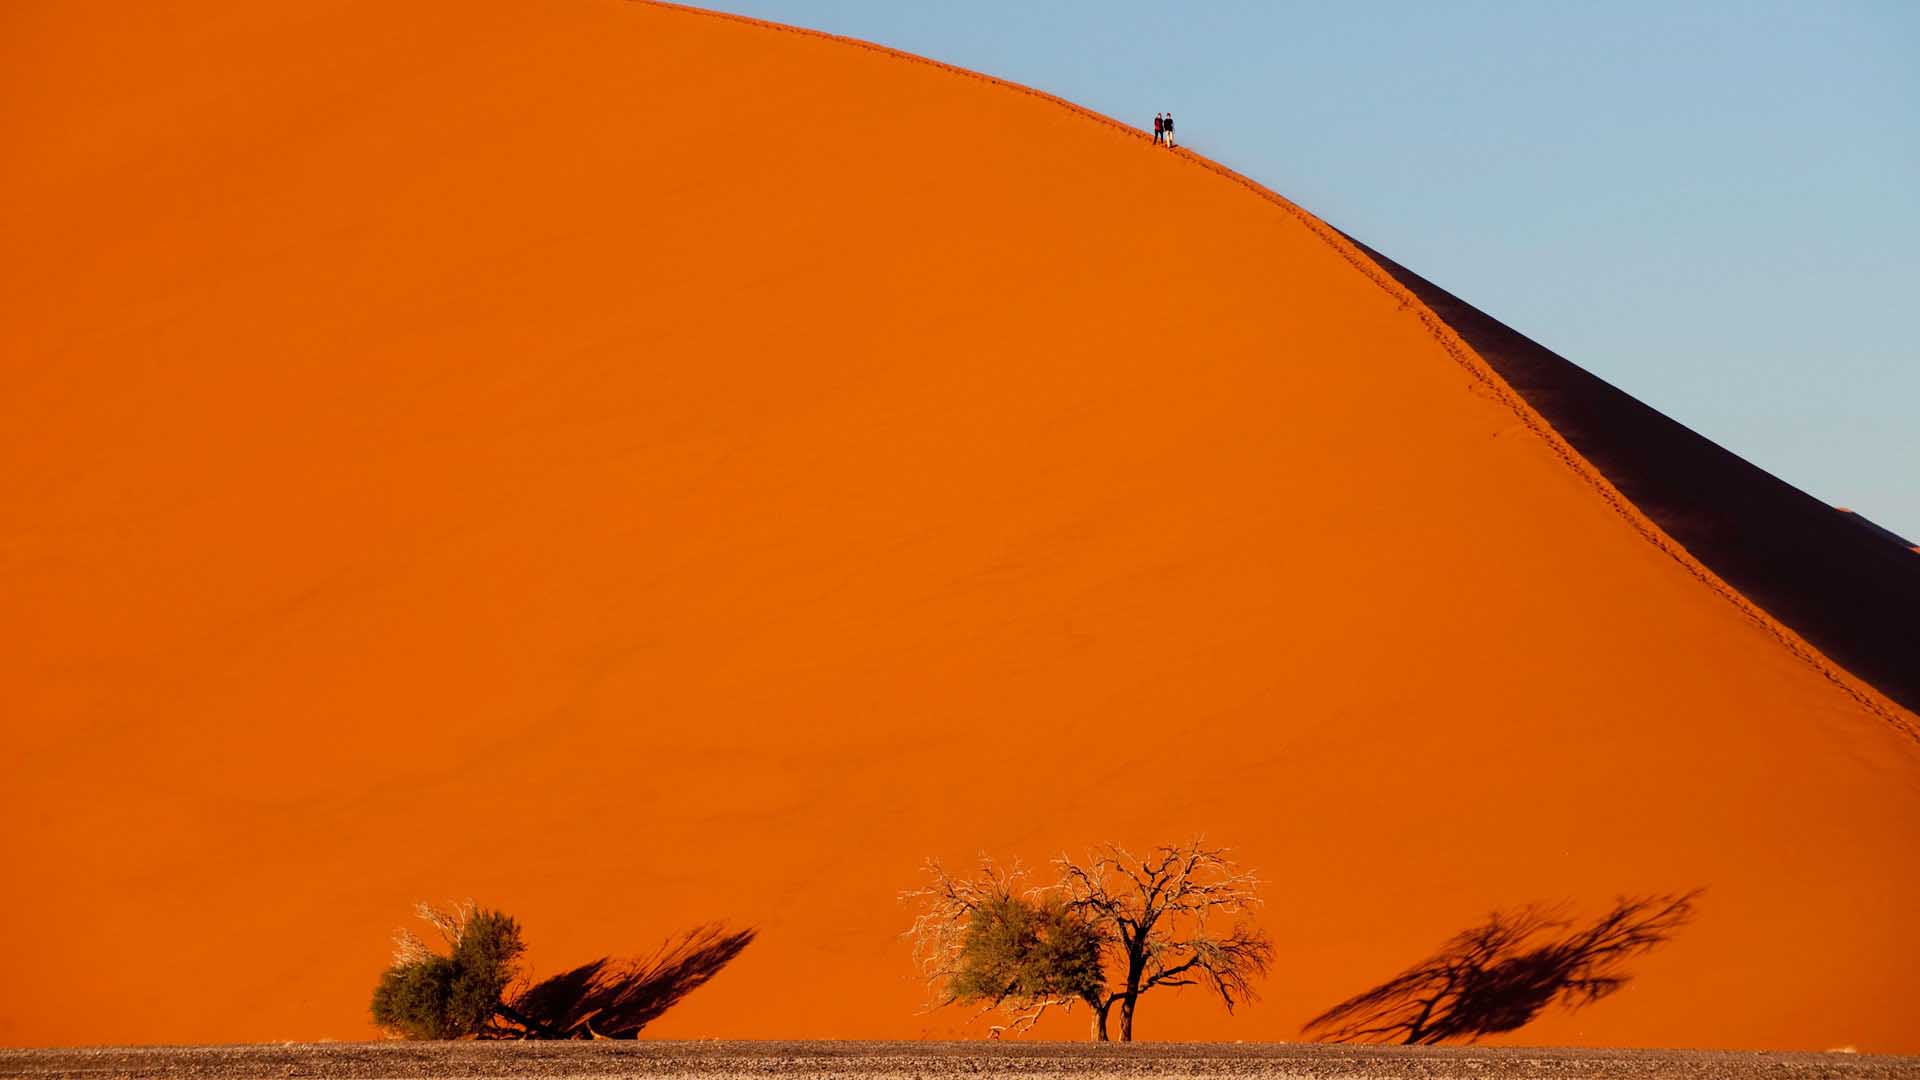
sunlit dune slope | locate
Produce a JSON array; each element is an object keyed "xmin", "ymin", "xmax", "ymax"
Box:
[
  {"xmin": 1348, "ymin": 241, "xmax": 1920, "ymax": 717},
  {"xmin": 4, "ymin": 0, "xmax": 1918, "ymax": 1052}
]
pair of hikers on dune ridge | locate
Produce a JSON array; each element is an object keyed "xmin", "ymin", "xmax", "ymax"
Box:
[{"xmin": 1153, "ymin": 112, "xmax": 1176, "ymax": 147}]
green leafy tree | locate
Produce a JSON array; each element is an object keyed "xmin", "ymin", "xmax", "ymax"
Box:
[
  {"xmin": 952, "ymin": 892, "xmax": 1106, "ymax": 1026},
  {"xmin": 908, "ymin": 862, "xmax": 1107, "ymax": 1037}
]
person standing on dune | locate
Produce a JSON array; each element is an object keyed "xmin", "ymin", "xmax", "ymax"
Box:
[
  {"xmin": 1164, "ymin": 112, "xmax": 1176, "ymax": 148},
  {"xmin": 1153, "ymin": 112, "xmax": 1164, "ymax": 145}
]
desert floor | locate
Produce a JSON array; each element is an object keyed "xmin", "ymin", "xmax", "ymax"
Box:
[{"xmin": 2, "ymin": 1042, "xmax": 1913, "ymax": 1080}]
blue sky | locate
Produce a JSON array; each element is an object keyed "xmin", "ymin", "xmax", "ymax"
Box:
[{"xmin": 701, "ymin": 0, "xmax": 1919, "ymax": 539}]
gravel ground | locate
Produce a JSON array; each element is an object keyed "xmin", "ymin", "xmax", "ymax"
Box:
[{"xmin": 2, "ymin": 1042, "xmax": 1914, "ymax": 1080}]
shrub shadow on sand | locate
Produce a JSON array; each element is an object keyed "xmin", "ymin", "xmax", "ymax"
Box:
[
  {"xmin": 500, "ymin": 924, "xmax": 758, "ymax": 1040},
  {"xmin": 1303, "ymin": 891, "xmax": 1701, "ymax": 1045}
]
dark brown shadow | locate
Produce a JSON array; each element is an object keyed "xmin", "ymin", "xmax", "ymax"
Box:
[
  {"xmin": 1342, "ymin": 235, "xmax": 1920, "ymax": 718},
  {"xmin": 493, "ymin": 923, "xmax": 757, "ymax": 1039},
  {"xmin": 1302, "ymin": 892, "xmax": 1699, "ymax": 1045},
  {"xmin": 1836, "ymin": 507, "xmax": 1917, "ymax": 552}
]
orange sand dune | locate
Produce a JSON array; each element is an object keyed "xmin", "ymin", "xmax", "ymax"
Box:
[
  {"xmin": 1347, "ymin": 242, "xmax": 1920, "ymax": 718},
  {"xmin": 4, "ymin": 0, "xmax": 1918, "ymax": 1052}
]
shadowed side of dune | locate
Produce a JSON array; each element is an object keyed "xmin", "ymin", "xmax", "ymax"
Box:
[{"xmin": 1346, "ymin": 238, "xmax": 1920, "ymax": 717}]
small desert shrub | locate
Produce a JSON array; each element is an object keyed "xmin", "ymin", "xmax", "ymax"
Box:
[
  {"xmin": 371, "ymin": 903, "xmax": 524, "ymax": 1039},
  {"xmin": 369, "ymin": 900, "xmax": 755, "ymax": 1039}
]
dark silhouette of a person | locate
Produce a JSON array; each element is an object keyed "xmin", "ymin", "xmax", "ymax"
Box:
[
  {"xmin": 1164, "ymin": 113, "xmax": 1175, "ymax": 148},
  {"xmin": 1153, "ymin": 113, "xmax": 1164, "ymax": 145}
]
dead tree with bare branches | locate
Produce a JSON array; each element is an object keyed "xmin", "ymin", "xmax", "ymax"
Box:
[
  {"xmin": 905, "ymin": 841, "xmax": 1272, "ymax": 1042},
  {"xmin": 1057, "ymin": 841, "xmax": 1274, "ymax": 1041}
]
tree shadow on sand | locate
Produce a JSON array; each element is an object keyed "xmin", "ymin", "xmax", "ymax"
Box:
[
  {"xmin": 491, "ymin": 923, "xmax": 757, "ymax": 1039},
  {"xmin": 1302, "ymin": 891, "xmax": 1701, "ymax": 1045}
]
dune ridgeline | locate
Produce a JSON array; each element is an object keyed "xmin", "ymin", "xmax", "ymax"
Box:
[{"xmin": 4, "ymin": 0, "xmax": 1918, "ymax": 1053}]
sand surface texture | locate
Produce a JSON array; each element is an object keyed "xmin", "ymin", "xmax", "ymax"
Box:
[
  {"xmin": 4, "ymin": 1043, "xmax": 1917, "ymax": 1080},
  {"xmin": 5, "ymin": 0, "xmax": 1918, "ymax": 1053}
]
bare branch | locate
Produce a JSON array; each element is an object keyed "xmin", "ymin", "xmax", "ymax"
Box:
[
  {"xmin": 1054, "ymin": 838, "xmax": 1274, "ymax": 1039},
  {"xmin": 413, "ymin": 899, "xmax": 477, "ymax": 948},
  {"xmin": 901, "ymin": 856, "xmax": 1039, "ymax": 1001}
]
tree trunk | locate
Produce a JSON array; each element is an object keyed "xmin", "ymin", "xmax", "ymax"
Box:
[
  {"xmin": 1119, "ymin": 955, "xmax": 1145, "ymax": 1042},
  {"xmin": 1090, "ymin": 1001, "xmax": 1111, "ymax": 1041}
]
